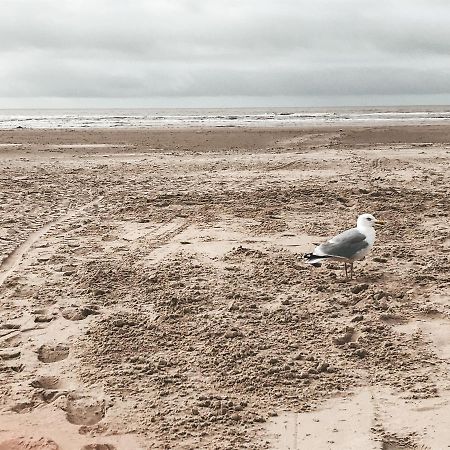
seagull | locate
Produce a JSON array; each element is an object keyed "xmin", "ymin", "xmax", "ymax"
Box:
[{"xmin": 304, "ymin": 213, "xmax": 384, "ymax": 280}]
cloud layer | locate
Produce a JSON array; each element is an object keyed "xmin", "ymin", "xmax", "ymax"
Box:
[{"xmin": 1, "ymin": 0, "xmax": 450, "ymax": 106}]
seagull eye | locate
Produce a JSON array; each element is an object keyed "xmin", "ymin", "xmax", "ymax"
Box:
[{"xmin": 367, "ymin": 218, "xmax": 372, "ymax": 221}]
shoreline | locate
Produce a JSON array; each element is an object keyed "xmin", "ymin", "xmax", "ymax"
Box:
[
  {"xmin": 1, "ymin": 106, "xmax": 450, "ymax": 131},
  {"xmin": 1, "ymin": 119, "xmax": 450, "ymax": 130}
]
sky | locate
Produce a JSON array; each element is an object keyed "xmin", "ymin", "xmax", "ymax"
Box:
[{"xmin": 1, "ymin": 0, "xmax": 450, "ymax": 108}]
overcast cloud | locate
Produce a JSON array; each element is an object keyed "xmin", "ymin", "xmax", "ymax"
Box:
[{"xmin": 1, "ymin": 0, "xmax": 450, "ymax": 107}]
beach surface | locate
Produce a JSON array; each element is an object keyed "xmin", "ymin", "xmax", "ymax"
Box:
[{"xmin": 0, "ymin": 125, "xmax": 449, "ymax": 449}]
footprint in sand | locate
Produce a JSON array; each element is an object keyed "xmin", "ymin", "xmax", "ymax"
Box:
[
  {"xmin": 32, "ymin": 308, "xmax": 57, "ymax": 323},
  {"xmin": 60, "ymin": 305, "xmax": 100, "ymax": 321},
  {"xmin": 0, "ymin": 437, "xmax": 59, "ymax": 450},
  {"xmin": 30, "ymin": 376, "xmax": 68, "ymax": 404},
  {"xmin": 65, "ymin": 392, "xmax": 106, "ymax": 426},
  {"xmin": 81, "ymin": 445, "xmax": 116, "ymax": 450},
  {"xmin": 37, "ymin": 344, "xmax": 70, "ymax": 363},
  {"xmin": 0, "ymin": 347, "xmax": 21, "ymax": 360},
  {"xmin": 0, "ymin": 327, "xmax": 22, "ymax": 348},
  {"xmin": 31, "ymin": 375, "xmax": 62, "ymax": 390},
  {"xmin": 381, "ymin": 439, "xmax": 426, "ymax": 450},
  {"xmin": 10, "ymin": 401, "xmax": 36, "ymax": 414}
]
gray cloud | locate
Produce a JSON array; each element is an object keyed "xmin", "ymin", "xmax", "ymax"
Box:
[{"xmin": 1, "ymin": 0, "xmax": 449, "ymax": 106}]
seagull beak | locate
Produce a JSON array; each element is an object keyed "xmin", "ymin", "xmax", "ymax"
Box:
[{"xmin": 375, "ymin": 219, "xmax": 385, "ymax": 225}]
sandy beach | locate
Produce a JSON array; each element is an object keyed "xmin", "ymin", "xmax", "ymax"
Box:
[{"xmin": 0, "ymin": 124, "xmax": 449, "ymax": 449}]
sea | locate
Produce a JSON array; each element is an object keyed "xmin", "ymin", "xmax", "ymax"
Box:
[{"xmin": 0, "ymin": 106, "xmax": 449, "ymax": 129}]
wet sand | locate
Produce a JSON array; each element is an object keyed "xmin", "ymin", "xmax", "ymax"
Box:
[{"xmin": 0, "ymin": 125, "xmax": 449, "ymax": 449}]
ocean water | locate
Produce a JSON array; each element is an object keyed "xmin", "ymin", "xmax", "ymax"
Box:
[{"xmin": 0, "ymin": 106, "xmax": 449, "ymax": 129}]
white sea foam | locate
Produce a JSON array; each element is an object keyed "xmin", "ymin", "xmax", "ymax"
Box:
[{"xmin": 0, "ymin": 107, "xmax": 449, "ymax": 129}]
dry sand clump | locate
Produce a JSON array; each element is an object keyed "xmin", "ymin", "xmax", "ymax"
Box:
[{"xmin": 0, "ymin": 126, "xmax": 449, "ymax": 449}]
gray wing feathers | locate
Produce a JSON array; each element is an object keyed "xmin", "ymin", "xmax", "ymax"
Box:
[{"xmin": 317, "ymin": 228, "xmax": 369, "ymax": 259}]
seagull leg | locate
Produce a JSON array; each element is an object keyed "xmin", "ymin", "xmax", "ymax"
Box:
[
  {"xmin": 350, "ymin": 263, "xmax": 354, "ymax": 280},
  {"xmin": 344, "ymin": 263, "xmax": 348, "ymax": 280}
]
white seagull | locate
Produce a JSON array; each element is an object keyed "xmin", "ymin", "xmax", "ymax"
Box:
[{"xmin": 304, "ymin": 213, "xmax": 384, "ymax": 280}]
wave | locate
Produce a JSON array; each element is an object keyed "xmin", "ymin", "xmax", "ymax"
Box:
[{"xmin": 0, "ymin": 107, "xmax": 449, "ymax": 129}]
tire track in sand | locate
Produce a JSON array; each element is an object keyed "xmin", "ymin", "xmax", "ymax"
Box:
[
  {"xmin": 142, "ymin": 217, "xmax": 189, "ymax": 264},
  {"xmin": 0, "ymin": 196, "xmax": 103, "ymax": 288}
]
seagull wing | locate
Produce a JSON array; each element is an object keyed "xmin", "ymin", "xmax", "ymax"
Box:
[{"xmin": 315, "ymin": 227, "xmax": 369, "ymax": 260}]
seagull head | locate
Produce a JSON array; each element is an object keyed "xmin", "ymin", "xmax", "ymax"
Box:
[{"xmin": 357, "ymin": 213, "xmax": 384, "ymax": 229}]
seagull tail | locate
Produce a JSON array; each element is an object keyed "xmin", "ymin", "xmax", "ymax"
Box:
[{"xmin": 303, "ymin": 253, "xmax": 331, "ymax": 267}]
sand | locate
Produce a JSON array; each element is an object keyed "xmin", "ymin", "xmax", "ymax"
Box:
[{"xmin": 0, "ymin": 125, "xmax": 449, "ymax": 449}]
